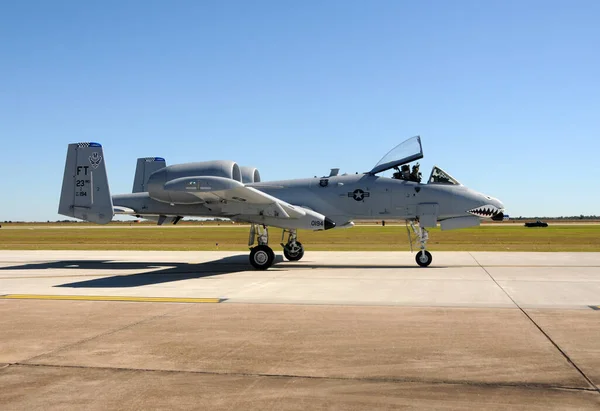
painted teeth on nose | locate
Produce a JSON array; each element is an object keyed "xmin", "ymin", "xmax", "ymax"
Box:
[{"xmin": 467, "ymin": 205, "xmax": 501, "ymax": 218}]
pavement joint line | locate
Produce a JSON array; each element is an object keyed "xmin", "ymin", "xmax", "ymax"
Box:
[
  {"xmin": 469, "ymin": 252, "xmax": 600, "ymax": 394},
  {"xmin": 9, "ymin": 362, "xmax": 600, "ymax": 394},
  {"xmin": 20, "ymin": 304, "xmax": 193, "ymax": 365},
  {"xmin": 0, "ymin": 294, "xmax": 224, "ymax": 303}
]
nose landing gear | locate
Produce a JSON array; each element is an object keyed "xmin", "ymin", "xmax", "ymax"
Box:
[
  {"xmin": 407, "ymin": 221, "xmax": 432, "ymax": 267},
  {"xmin": 416, "ymin": 250, "xmax": 432, "ymax": 267}
]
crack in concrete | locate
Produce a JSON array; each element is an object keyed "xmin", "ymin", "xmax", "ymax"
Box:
[
  {"xmin": 469, "ymin": 252, "xmax": 600, "ymax": 394},
  {"xmin": 5, "ymin": 362, "xmax": 600, "ymax": 394}
]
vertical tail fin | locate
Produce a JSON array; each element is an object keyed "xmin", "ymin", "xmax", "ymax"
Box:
[
  {"xmin": 58, "ymin": 142, "xmax": 113, "ymax": 224},
  {"xmin": 132, "ymin": 157, "xmax": 166, "ymax": 193}
]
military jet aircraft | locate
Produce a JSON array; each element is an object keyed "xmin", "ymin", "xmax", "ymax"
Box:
[{"xmin": 59, "ymin": 136, "xmax": 504, "ymax": 269}]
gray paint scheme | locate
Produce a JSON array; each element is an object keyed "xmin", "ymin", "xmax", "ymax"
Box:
[
  {"xmin": 58, "ymin": 143, "xmax": 113, "ymax": 225},
  {"xmin": 59, "ymin": 140, "xmax": 504, "ymax": 229},
  {"xmin": 240, "ymin": 166, "xmax": 261, "ymax": 183},
  {"xmin": 58, "ymin": 138, "xmax": 504, "ymax": 267},
  {"xmin": 132, "ymin": 157, "xmax": 166, "ymax": 193}
]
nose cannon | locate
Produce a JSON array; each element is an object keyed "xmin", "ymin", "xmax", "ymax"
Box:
[{"xmin": 491, "ymin": 211, "xmax": 504, "ymax": 221}]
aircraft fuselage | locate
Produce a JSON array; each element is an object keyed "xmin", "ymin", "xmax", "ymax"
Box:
[{"xmin": 112, "ymin": 173, "xmax": 500, "ymax": 228}]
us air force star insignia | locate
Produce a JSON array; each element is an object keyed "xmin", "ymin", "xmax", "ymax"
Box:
[
  {"xmin": 89, "ymin": 152, "xmax": 102, "ymax": 169},
  {"xmin": 348, "ymin": 189, "xmax": 370, "ymax": 201}
]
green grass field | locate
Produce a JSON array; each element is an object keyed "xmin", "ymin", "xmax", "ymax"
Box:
[{"xmin": 1, "ymin": 225, "xmax": 599, "ymax": 252}]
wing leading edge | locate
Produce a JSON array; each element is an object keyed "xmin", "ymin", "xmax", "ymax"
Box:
[{"xmin": 117, "ymin": 175, "xmax": 335, "ymax": 230}]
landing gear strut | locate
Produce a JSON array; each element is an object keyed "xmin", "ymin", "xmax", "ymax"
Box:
[
  {"xmin": 281, "ymin": 229, "xmax": 304, "ymax": 261},
  {"xmin": 248, "ymin": 224, "xmax": 275, "ymax": 270},
  {"xmin": 408, "ymin": 221, "xmax": 432, "ymax": 267}
]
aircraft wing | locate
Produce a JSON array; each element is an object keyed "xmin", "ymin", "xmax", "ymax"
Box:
[{"xmin": 162, "ymin": 176, "xmax": 334, "ymax": 230}]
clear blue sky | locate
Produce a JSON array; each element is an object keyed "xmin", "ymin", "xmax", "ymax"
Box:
[{"xmin": 1, "ymin": 0, "xmax": 598, "ymax": 221}]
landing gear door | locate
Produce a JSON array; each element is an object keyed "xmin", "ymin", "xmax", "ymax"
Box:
[{"xmin": 417, "ymin": 203, "xmax": 438, "ymax": 228}]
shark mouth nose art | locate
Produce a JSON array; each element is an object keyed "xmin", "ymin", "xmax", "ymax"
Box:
[{"xmin": 467, "ymin": 205, "xmax": 504, "ymax": 219}]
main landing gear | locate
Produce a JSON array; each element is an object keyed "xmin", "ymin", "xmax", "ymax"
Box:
[
  {"xmin": 248, "ymin": 224, "xmax": 275, "ymax": 270},
  {"xmin": 281, "ymin": 229, "xmax": 304, "ymax": 261},
  {"xmin": 407, "ymin": 221, "xmax": 432, "ymax": 267},
  {"xmin": 248, "ymin": 226, "xmax": 306, "ymax": 270}
]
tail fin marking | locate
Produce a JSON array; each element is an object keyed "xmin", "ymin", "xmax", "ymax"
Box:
[{"xmin": 58, "ymin": 142, "xmax": 113, "ymax": 224}]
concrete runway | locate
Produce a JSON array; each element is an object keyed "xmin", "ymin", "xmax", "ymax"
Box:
[{"xmin": 1, "ymin": 250, "xmax": 599, "ymax": 410}]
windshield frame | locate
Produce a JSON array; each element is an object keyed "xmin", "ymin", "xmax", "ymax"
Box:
[{"xmin": 427, "ymin": 166, "xmax": 462, "ymax": 185}]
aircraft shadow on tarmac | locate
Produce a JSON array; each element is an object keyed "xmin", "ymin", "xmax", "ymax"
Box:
[
  {"xmin": 0, "ymin": 255, "xmax": 253, "ymax": 288},
  {"xmin": 0, "ymin": 255, "xmax": 437, "ymax": 288}
]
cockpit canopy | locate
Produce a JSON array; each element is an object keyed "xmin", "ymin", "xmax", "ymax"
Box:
[
  {"xmin": 369, "ymin": 136, "xmax": 423, "ymax": 175},
  {"xmin": 370, "ymin": 136, "xmax": 462, "ymax": 185},
  {"xmin": 427, "ymin": 166, "xmax": 461, "ymax": 185}
]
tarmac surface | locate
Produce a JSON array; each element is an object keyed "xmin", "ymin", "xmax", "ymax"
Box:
[{"xmin": 1, "ymin": 250, "xmax": 599, "ymax": 410}]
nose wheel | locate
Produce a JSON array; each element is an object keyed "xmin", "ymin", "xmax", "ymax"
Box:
[
  {"xmin": 408, "ymin": 221, "xmax": 433, "ymax": 267},
  {"xmin": 415, "ymin": 250, "xmax": 432, "ymax": 267}
]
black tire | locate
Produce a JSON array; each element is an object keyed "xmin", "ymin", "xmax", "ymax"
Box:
[
  {"xmin": 283, "ymin": 242, "xmax": 304, "ymax": 261},
  {"xmin": 415, "ymin": 250, "xmax": 432, "ymax": 267},
  {"xmin": 249, "ymin": 245, "xmax": 274, "ymax": 270},
  {"xmin": 266, "ymin": 246, "xmax": 276, "ymax": 265}
]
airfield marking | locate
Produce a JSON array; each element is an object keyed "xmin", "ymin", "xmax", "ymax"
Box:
[{"xmin": 0, "ymin": 294, "xmax": 223, "ymax": 303}]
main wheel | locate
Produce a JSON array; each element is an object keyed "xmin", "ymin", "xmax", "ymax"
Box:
[
  {"xmin": 283, "ymin": 241, "xmax": 304, "ymax": 261},
  {"xmin": 249, "ymin": 245, "xmax": 275, "ymax": 270},
  {"xmin": 415, "ymin": 250, "xmax": 432, "ymax": 267}
]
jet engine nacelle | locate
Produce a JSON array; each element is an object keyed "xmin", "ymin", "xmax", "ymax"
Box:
[
  {"xmin": 240, "ymin": 166, "xmax": 261, "ymax": 183},
  {"xmin": 147, "ymin": 160, "xmax": 241, "ymax": 204}
]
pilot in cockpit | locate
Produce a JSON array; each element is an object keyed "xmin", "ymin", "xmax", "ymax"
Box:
[
  {"xmin": 410, "ymin": 162, "xmax": 422, "ymax": 183},
  {"xmin": 402, "ymin": 165, "xmax": 411, "ymax": 180},
  {"xmin": 393, "ymin": 165, "xmax": 410, "ymax": 180},
  {"xmin": 393, "ymin": 163, "xmax": 420, "ymax": 182}
]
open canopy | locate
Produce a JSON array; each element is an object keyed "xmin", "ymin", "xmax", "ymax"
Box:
[{"xmin": 369, "ymin": 136, "xmax": 423, "ymax": 175}]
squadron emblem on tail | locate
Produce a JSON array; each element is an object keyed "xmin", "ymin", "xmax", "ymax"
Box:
[{"xmin": 89, "ymin": 152, "xmax": 102, "ymax": 169}]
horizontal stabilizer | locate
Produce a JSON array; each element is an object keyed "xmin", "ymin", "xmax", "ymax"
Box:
[{"xmin": 113, "ymin": 206, "xmax": 136, "ymax": 214}]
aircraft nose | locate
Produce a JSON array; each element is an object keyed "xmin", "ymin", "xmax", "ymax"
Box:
[
  {"xmin": 466, "ymin": 195, "xmax": 505, "ymax": 220},
  {"xmin": 490, "ymin": 197, "xmax": 506, "ymax": 221}
]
